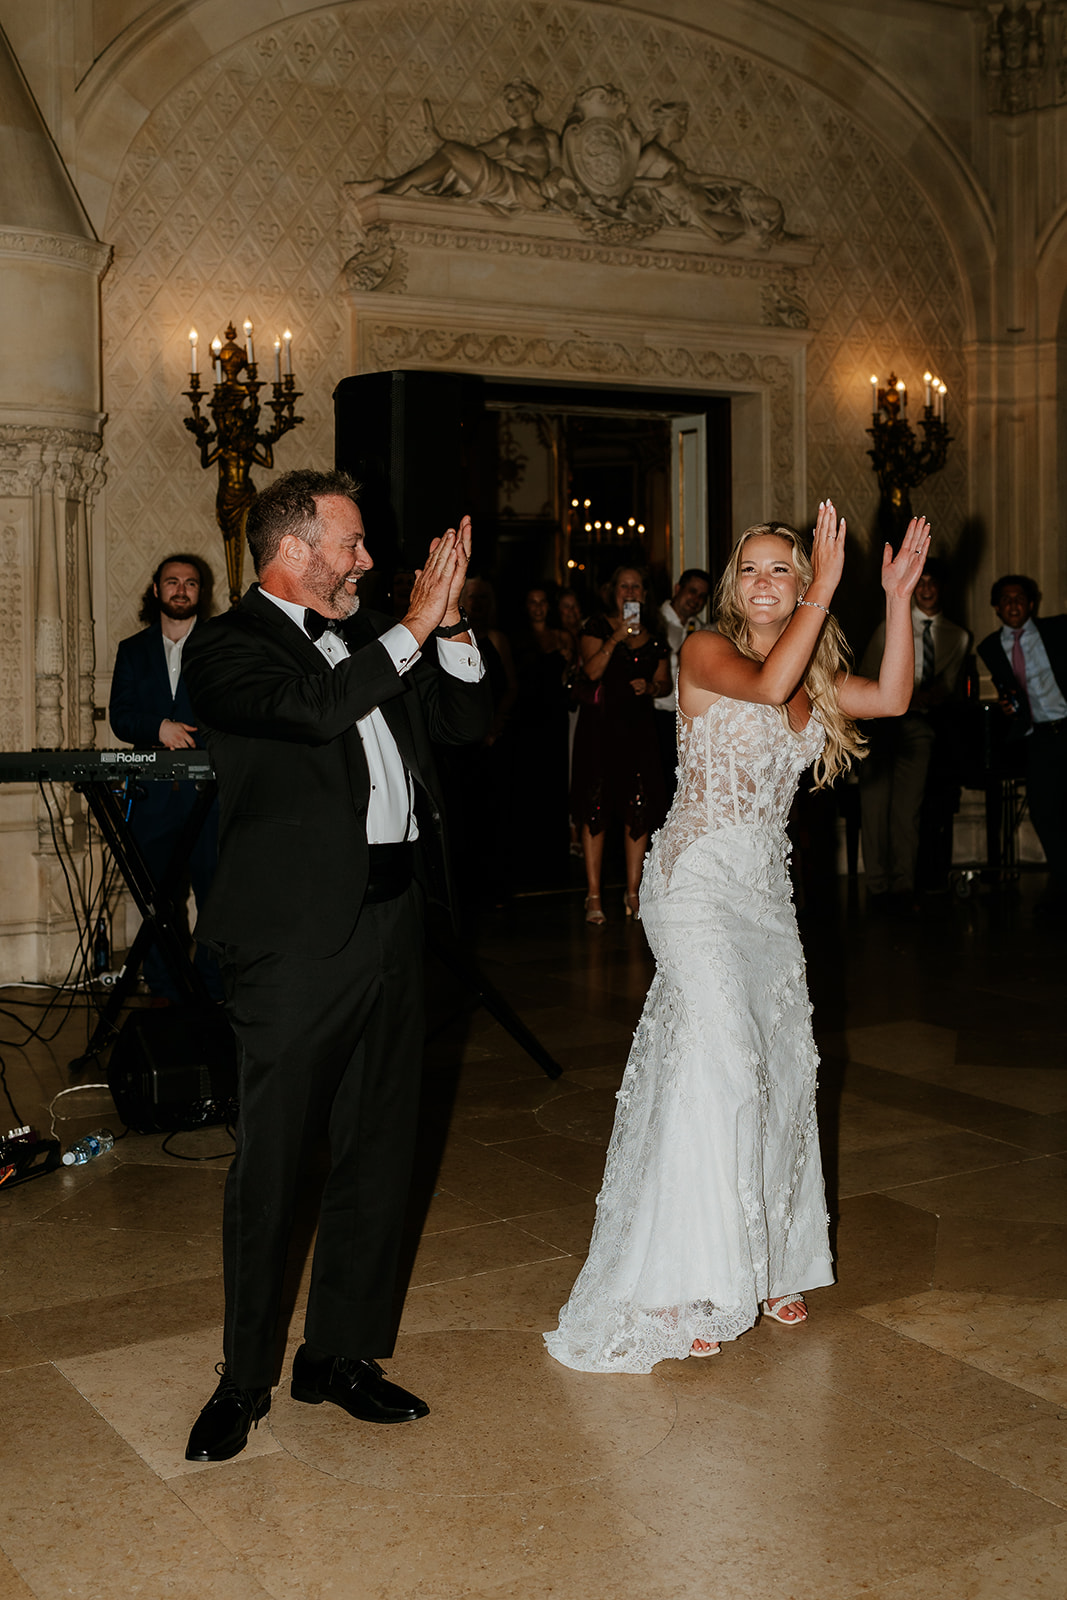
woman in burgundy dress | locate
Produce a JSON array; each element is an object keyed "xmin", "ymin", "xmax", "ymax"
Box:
[{"xmin": 571, "ymin": 567, "xmax": 670, "ymax": 922}]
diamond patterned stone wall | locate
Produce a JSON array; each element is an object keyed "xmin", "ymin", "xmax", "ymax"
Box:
[{"xmin": 101, "ymin": 0, "xmax": 967, "ymax": 659}]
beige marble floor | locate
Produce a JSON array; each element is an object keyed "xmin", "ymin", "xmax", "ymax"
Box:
[{"xmin": 1, "ymin": 877, "xmax": 1065, "ymax": 1599}]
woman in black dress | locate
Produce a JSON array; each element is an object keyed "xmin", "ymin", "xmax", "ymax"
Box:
[{"xmin": 571, "ymin": 567, "xmax": 670, "ymax": 922}]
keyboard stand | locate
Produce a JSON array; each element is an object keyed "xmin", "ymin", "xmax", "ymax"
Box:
[{"xmin": 69, "ymin": 778, "xmax": 217, "ymax": 1070}]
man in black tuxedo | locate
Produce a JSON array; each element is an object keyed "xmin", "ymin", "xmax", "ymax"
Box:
[
  {"xmin": 109, "ymin": 554, "xmax": 221, "ymax": 1000},
  {"xmin": 181, "ymin": 469, "xmax": 490, "ymax": 1462},
  {"xmin": 978, "ymin": 574, "xmax": 1067, "ymax": 913}
]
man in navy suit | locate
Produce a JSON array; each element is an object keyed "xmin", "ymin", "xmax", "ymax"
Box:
[
  {"xmin": 978, "ymin": 573, "xmax": 1067, "ymax": 914},
  {"xmin": 109, "ymin": 553, "xmax": 221, "ymax": 999}
]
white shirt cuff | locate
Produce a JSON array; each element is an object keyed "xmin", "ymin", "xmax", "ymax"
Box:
[
  {"xmin": 378, "ymin": 622, "xmax": 421, "ymax": 675},
  {"xmin": 436, "ymin": 635, "xmax": 484, "ymax": 680}
]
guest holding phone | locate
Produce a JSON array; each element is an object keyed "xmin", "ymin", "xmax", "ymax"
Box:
[{"xmin": 570, "ymin": 567, "xmax": 669, "ymax": 923}]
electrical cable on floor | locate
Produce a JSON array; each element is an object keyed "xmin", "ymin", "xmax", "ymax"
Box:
[{"xmin": 160, "ymin": 1126, "xmax": 236, "ymax": 1161}]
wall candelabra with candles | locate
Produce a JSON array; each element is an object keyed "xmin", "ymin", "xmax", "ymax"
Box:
[
  {"xmin": 183, "ymin": 321, "xmax": 303, "ymax": 605},
  {"xmin": 866, "ymin": 370, "xmax": 952, "ymax": 547}
]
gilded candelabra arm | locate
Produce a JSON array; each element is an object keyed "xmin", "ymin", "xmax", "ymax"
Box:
[
  {"xmin": 262, "ymin": 375, "xmax": 304, "ymax": 449},
  {"xmin": 181, "ymin": 325, "xmax": 305, "ymax": 605},
  {"xmin": 182, "ymin": 375, "xmax": 221, "ymax": 467}
]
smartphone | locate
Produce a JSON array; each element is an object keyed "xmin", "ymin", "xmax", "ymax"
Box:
[{"xmin": 623, "ymin": 600, "xmax": 641, "ymax": 627}]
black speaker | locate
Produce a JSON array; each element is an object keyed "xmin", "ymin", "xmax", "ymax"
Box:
[
  {"xmin": 107, "ymin": 1006, "xmax": 238, "ymax": 1134},
  {"xmin": 333, "ymin": 369, "xmax": 484, "ymax": 570}
]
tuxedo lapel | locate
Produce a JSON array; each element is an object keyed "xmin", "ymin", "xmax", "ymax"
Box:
[{"xmin": 242, "ymin": 584, "xmax": 332, "ymax": 674}]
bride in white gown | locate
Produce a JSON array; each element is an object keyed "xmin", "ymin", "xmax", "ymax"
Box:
[{"xmin": 545, "ymin": 504, "xmax": 931, "ymax": 1371}]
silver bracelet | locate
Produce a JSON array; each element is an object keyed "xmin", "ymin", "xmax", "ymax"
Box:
[{"xmin": 797, "ymin": 599, "xmax": 830, "ymax": 616}]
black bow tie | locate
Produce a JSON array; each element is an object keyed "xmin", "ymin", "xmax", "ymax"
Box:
[{"xmin": 304, "ymin": 609, "xmax": 343, "ymax": 641}]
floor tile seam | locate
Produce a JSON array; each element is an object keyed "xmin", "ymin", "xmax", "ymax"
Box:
[
  {"xmin": 869, "ymin": 1151, "xmax": 1063, "ymax": 1198},
  {"xmin": 411, "ymin": 1248, "xmax": 569, "ymax": 1286},
  {"xmin": 934, "ymin": 1446, "xmax": 1067, "ymax": 1514},
  {"xmin": 160, "ymin": 1482, "xmax": 279, "ymax": 1593},
  {"xmin": 834, "ymin": 1064, "xmax": 1060, "ymax": 1124},
  {"xmin": 712, "ymin": 1358, "xmax": 1059, "ymax": 1479}
]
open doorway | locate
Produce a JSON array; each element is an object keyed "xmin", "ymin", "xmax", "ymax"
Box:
[
  {"xmin": 334, "ymin": 371, "xmax": 732, "ymax": 620},
  {"xmin": 475, "ymin": 379, "xmax": 731, "ymax": 623}
]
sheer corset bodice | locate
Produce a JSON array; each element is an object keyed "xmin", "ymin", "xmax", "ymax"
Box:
[{"xmin": 654, "ymin": 697, "xmax": 825, "ymax": 884}]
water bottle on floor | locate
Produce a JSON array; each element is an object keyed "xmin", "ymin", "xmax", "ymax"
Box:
[{"xmin": 62, "ymin": 1128, "xmax": 115, "ymax": 1166}]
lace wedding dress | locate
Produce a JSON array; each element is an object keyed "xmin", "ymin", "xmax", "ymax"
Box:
[{"xmin": 545, "ymin": 696, "xmax": 834, "ymax": 1372}]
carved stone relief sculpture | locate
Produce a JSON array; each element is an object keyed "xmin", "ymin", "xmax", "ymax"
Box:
[{"xmin": 347, "ymin": 81, "xmax": 790, "ymax": 248}]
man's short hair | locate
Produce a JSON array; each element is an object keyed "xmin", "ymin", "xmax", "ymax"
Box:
[
  {"xmin": 676, "ymin": 568, "xmax": 712, "ymax": 591},
  {"xmin": 245, "ymin": 469, "xmax": 362, "ymax": 574},
  {"xmin": 138, "ymin": 553, "xmax": 213, "ymax": 625},
  {"xmin": 990, "ymin": 573, "xmax": 1039, "ymax": 608},
  {"xmin": 922, "ymin": 556, "xmax": 946, "ymax": 585}
]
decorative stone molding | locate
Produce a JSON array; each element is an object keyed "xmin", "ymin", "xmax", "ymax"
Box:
[
  {"xmin": 983, "ymin": 1, "xmax": 1048, "ymax": 114},
  {"xmin": 341, "ymin": 194, "xmax": 817, "ymax": 295},
  {"xmin": 0, "ymin": 228, "xmax": 112, "ymax": 273},
  {"xmin": 0, "ymin": 426, "xmax": 107, "ymax": 500},
  {"xmin": 342, "ymin": 223, "xmax": 408, "ymax": 293},
  {"xmin": 761, "ymin": 280, "xmax": 810, "ymax": 330},
  {"xmin": 0, "ymin": 516, "xmax": 28, "ymax": 750}
]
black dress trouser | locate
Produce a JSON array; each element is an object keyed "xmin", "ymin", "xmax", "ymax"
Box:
[{"xmin": 215, "ymin": 883, "xmax": 425, "ymax": 1388}]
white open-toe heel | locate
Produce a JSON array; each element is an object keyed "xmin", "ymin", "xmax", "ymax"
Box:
[{"xmin": 762, "ymin": 1295, "xmax": 807, "ymax": 1325}]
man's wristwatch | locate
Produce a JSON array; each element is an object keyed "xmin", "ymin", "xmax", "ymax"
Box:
[{"xmin": 434, "ymin": 609, "xmax": 471, "ymax": 639}]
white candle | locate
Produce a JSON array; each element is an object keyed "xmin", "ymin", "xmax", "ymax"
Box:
[
  {"xmin": 244, "ymin": 319, "xmax": 255, "ymax": 365},
  {"xmin": 283, "ymin": 329, "xmax": 293, "ymax": 375},
  {"xmin": 871, "ymin": 374, "xmax": 878, "ymax": 414},
  {"xmin": 273, "ymin": 338, "xmax": 282, "ymax": 382},
  {"xmin": 189, "ymin": 329, "xmax": 198, "ymax": 376},
  {"xmin": 896, "ymin": 379, "xmax": 906, "ymax": 411},
  {"xmin": 939, "ymin": 382, "xmax": 947, "ymax": 423},
  {"xmin": 212, "ymin": 337, "xmax": 223, "ymax": 384},
  {"xmin": 923, "ymin": 371, "xmax": 932, "ymax": 408}
]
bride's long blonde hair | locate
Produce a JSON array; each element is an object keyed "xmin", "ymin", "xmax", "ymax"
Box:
[{"xmin": 714, "ymin": 521, "xmax": 867, "ymax": 787}]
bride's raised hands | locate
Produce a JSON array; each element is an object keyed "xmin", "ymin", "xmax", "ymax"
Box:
[
  {"xmin": 837, "ymin": 514, "xmax": 934, "ymax": 721},
  {"xmin": 880, "ymin": 516, "xmax": 932, "ymax": 604},
  {"xmin": 808, "ymin": 498, "xmax": 847, "ymax": 602}
]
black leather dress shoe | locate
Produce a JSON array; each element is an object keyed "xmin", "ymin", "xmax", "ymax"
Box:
[
  {"xmin": 185, "ymin": 1367, "xmax": 271, "ymax": 1463},
  {"xmin": 290, "ymin": 1346, "xmax": 429, "ymax": 1423}
]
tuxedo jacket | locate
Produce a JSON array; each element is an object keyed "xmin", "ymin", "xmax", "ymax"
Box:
[
  {"xmin": 182, "ymin": 585, "xmax": 491, "ymax": 957},
  {"xmin": 109, "ymin": 622, "xmax": 205, "ymax": 749},
  {"xmin": 978, "ymin": 614, "xmax": 1067, "ymax": 736}
]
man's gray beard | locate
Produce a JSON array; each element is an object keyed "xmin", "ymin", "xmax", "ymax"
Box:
[{"xmin": 305, "ymin": 546, "xmax": 360, "ymax": 616}]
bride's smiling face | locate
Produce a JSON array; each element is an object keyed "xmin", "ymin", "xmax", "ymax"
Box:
[{"xmin": 737, "ymin": 535, "xmax": 800, "ymax": 630}]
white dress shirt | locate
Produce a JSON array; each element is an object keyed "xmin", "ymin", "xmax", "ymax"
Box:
[
  {"xmin": 654, "ymin": 600, "xmax": 710, "ymax": 713},
  {"xmin": 998, "ymin": 617, "xmax": 1067, "ymax": 724},
  {"xmin": 161, "ymin": 618, "xmax": 195, "ymax": 696},
  {"xmin": 260, "ymin": 591, "xmax": 482, "ymax": 843},
  {"xmin": 861, "ymin": 606, "xmax": 971, "ymax": 695}
]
